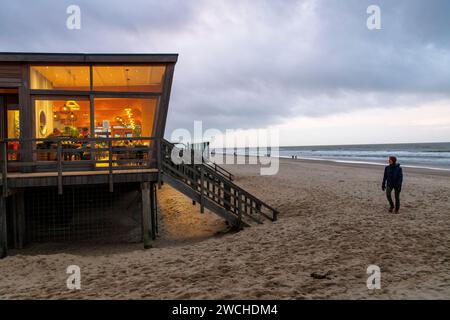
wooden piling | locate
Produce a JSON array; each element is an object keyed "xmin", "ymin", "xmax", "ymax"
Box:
[
  {"xmin": 155, "ymin": 184, "xmax": 159, "ymax": 238},
  {"xmin": 0, "ymin": 196, "xmax": 7, "ymax": 258},
  {"xmin": 154, "ymin": 185, "xmax": 159, "ymax": 236},
  {"xmin": 141, "ymin": 182, "xmax": 152, "ymax": 249},
  {"xmin": 13, "ymin": 191, "xmax": 25, "ymax": 249},
  {"xmin": 150, "ymin": 182, "xmax": 157, "ymax": 241}
]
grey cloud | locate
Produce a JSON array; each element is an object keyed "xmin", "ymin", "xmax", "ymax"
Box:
[{"xmin": 1, "ymin": 0, "xmax": 449, "ymax": 135}]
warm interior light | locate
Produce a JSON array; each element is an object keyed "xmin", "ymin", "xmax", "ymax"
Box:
[{"xmin": 65, "ymin": 100, "xmax": 80, "ymax": 111}]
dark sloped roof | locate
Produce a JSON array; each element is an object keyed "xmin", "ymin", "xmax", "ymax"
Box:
[{"xmin": 0, "ymin": 52, "xmax": 178, "ymax": 63}]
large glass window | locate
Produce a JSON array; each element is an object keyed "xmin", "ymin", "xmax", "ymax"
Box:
[
  {"xmin": 33, "ymin": 99, "xmax": 91, "ymax": 161},
  {"xmin": 7, "ymin": 109, "xmax": 20, "ymax": 161},
  {"xmin": 93, "ymin": 65, "xmax": 165, "ymax": 92},
  {"xmin": 7, "ymin": 110, "xmax": 20, "ymax": 139},
  {"xmin": 30, "ymin": 66, "xmax": 90, "ymax": 90},
  {"xmin": 34, "ymin": 99, "xmax": 90, "ymax": 139},
  {"xmin": 93, "ymin": 97, "xmax": 157, "ymax": 140}
]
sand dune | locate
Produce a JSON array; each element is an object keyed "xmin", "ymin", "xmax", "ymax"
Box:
[{"xmin": 1, "ymin": 158, "xmax": 449, "ymax": 299}]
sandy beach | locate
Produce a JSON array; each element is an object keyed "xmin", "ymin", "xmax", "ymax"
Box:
[{"xmin": 1, "ymin": 157, "xmax": 449, "ymax": 299}]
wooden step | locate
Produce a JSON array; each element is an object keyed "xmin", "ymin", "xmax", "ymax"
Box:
[{"xmin": 161, "ymin": 173, "xmax": 247, "ymax": 228}]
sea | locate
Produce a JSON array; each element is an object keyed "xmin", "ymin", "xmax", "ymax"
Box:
[{"xmin": 219, "ymin": 142, "xmax": 450, "ymax": 171}]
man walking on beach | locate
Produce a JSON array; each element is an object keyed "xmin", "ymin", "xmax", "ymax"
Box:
[{"xmin": 382, "ymin": 156, "xmax": 403, "ymax": 213}]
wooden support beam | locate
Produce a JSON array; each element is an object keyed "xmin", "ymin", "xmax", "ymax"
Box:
[
  {"xmin": 2, "ymin": 142, "xmax": 8, "ymax": 196},
  {"xmin": 157, "ymin": 139, "xmax": 162, "ymax": 189},
  {"xmin": 150, "ymin": 182, "xmax": 157, "ymax": 240},
  {"xmin": 108, "ymin": 140, "xmax": 113, "ymax": 192},
  {"xmin": 57, "ymin": 140, "xmax": 63, "ymax": 195},
  {"xmin": 0, "ymin": 196, "xmax": 7, "ymax": 259},
  {"xmin": 141, "ymin": 182, "xmax": 152, "ymax": 249},
  {"xmin": 13, "ymin": 191, "xmax": 25, "ymax": 249},
  {"xmin": 153, "ymin": 183, "xmax": 159, "ymax": 237}
]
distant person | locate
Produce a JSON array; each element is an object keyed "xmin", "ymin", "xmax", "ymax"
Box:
[{"xmin": 381, "ymin": 156, "xmax": 403, "ymax": 213}]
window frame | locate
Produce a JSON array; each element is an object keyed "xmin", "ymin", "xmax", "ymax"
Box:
[
  {"xmin": 92, "ymin": 64, "xmax": 166, "ymax": 93},
  {"xmin": 29, "ymin": 63, "xmax": 165, "ymax": 140},
  {"xmin": 29, "ymin": 63, "xmax": 166, "ymax": 96},
  {"xmin": 31, "ymin": 95, "xmax": 91, "ymax": 139},
  {"xmin": 92, "ymin": 96, "xmax": 160, "ymax": 140},
  {"xmin": 29, "ymin": 64, "xmax": 92, "ymax": 92}
]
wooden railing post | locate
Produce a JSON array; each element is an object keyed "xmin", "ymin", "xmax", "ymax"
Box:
[
  {"xmin": 237, "ymin": 191, "xmax": 242, "ymax": 228},
  {"xmin": 224, "ymin": 182, "xmax": 231, "ymax": 211},
  {"xmin": 157, "ymin": 139, "xmax": 162, "ymax": 189},
  {"xmin": 108, "ymin": 139, "xmax": 113, "ymax": 193},
  {"xmin": 147, "ymin": 141, "xmax": 152, "ymax": 169},
  {"xmin": 200, "ymin": 165, "xmax": 204, "ymax": 213},
  {"xmin": 244, "ymin": 195, "xmax": 248, "ymax": 216},
  {"xmin": 1, "ymin": 142, "xmax": 8, "ymax": 197},
  {"xmin": 0, "ymin": 195, "xmax": 7, "ymax": 258},
  {"xmin": 57, "ymin": 140, "xmax": 63, "ymax": 195}
]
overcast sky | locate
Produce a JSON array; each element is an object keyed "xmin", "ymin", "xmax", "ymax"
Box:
[{"xmin": 1, "ymin": 0, "xmax": 449, "ymax": 146}]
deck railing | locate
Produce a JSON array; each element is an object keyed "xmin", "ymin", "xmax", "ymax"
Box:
[
  {"xmin": 161, "ymin": 139, "xmax": 278, "ymax": 225},
  {"xmin": 1, "ymin": 137, "xmax": 278, "ymax": 227},
  {"xmin": 1, "ymin": 136, "xmax": 158, "ymax": 195},
  {"xmin": 165, "ymin": 140, "xmax": 234, "ymax": 181}
]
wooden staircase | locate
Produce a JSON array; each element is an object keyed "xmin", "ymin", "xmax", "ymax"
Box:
[{"xmin": 159, "ymin": 139, "xmax": 278, "ymax": 228}]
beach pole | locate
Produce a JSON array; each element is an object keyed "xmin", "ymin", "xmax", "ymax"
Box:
[
  {"xmin": 257, "ymin": 146, "xmax": 260, "ymax": 164},
  {"xmin": 0, "ymin": 196, "xmax": 7, "ymax": 258},
  {"xmin": 245, "ymin": 147, "xmax": 249, "ymax": 165},
  {"xmin": 141, "ymin": 182, "xmax": 152, "ymax": 249}
]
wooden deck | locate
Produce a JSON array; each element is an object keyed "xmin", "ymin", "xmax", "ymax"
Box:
[{"xmin": 0, "ymin": 168, "xmax": 159, "ymax": 189}]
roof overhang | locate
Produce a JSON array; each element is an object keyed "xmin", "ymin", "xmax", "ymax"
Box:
[{"xmin": 0, "ymin": 52, "xmax": 178, "ymax": 64}]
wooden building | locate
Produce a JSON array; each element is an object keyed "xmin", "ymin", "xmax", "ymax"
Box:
[{"xmin": 0, "ymin": 53, "xmax": 277, "ymax": 259}]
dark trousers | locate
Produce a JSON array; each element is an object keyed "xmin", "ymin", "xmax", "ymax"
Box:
[{"xmin": 386, "ymin": 186, "xmax": 401, "ymax": 210}]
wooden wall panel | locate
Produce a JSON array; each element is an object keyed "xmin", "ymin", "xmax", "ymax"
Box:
[{"xmin": 0, "ymin": 63, "xmax": 23, "ymax": 83}]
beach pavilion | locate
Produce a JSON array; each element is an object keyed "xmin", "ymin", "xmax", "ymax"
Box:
[{"xmin": 0, "ymin": 53, "xmax": 277, "ymax": 258}]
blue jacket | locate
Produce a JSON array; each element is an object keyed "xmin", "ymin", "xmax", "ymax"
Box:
[{"xmin": 382, "ymin": 164, "xmax": 403, "ymax": 189}]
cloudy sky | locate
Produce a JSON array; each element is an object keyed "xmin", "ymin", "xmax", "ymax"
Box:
[{"xmin": 1, "ymin": 0, "xmax": 449, "ymax": 146}]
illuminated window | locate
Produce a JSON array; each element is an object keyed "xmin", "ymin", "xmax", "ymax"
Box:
[
  {"xmin": 34, "ymin": 99, "xmax": 90, "ymax": 139},
  {"xmin": 93, "ymin": 65, "xmax": 165, "ymax": 92},
  {"xmin": 7, "ymin": 110, "xmax": 20, "ymax": 138},
  {"xmin": 93, "ymin": 97, "xmax": 157, "ymax": 140},
  {"xmin": 30, "ymin": 66, "xmax": 90, "ymax": 90},
  {"xmin": 7, "ymin": 110, "xmax": 20, "ymax": 161}
]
